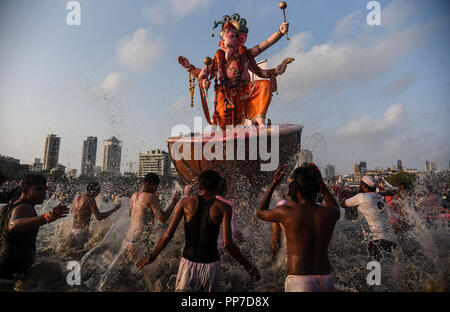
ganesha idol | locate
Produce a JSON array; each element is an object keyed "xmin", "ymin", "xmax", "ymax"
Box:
[
  {"xmin": 179, "ymin": 13, "xmax": 294, "ymax": 128},
  {"xmin": 171, "ymin": 13, "xmax": 301, "ymax": 194}
]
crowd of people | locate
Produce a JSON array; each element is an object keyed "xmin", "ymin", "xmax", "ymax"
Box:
[{"xmin": 0, "ymin": 164, "xmax": 448, "ymax": 292}]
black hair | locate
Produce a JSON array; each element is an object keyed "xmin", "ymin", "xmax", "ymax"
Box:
[
  {"xmin": 21, "ymin": 174, "xmax": 47, "ymax": 192},
  {"xmin": 217, "ymin": 177, "xmax": 227, "ymax": 196},
  {"xmin": 143, "ymin": 173, "xmax": 160, "ymax": 186},
  {"xmin": 290, "ymin": 164, "xmax": 321, "ymax": 201},
  {"xmin": 199, "ymin": 170, "xmax": 221, "ymax": 192},
  {"xmin": 86, "ymin": 181, "xmax": 101, "ymax": 195},
  {"xmin": 288, "ymin": 181, "xmax": 298, "ymax": 202}
]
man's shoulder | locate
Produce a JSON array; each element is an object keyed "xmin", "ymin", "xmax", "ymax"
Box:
[
  {"xmin": 10, "ymin": 202, "xmax": 35, "ymax": 217},
  {"xmin": 140, "ymin": 192, "xmax": 155, "ymax": 201},
  {"xmin": 215, "ymin": 197, "xmax": 231, "ymax": 209}
]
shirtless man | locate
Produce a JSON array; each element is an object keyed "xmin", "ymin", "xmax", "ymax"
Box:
[
  {"xmin": 136, "ymin": 170, "xmax": 260, "ymax": 292},
  {"xmin": 257, "ymin": 163, "xmax": 340, "ymax": 292},
  {"xmin": 71, "ymin": 181, "xmax": 121, "ymax": 249},
  {"xmin": 124, "ymin": 173, "xmax": 181, "ymax": 260}
]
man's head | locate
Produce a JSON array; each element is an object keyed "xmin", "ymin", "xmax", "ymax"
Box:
[
  {"xmin": 360, "ymin": 176, "xmax": 377, "ymax": 193},
  {"xmin": 86, "ymin": 181, "xmax": 101, "ymax": 197},
  {"xmin": 199, "ymin": 170, "xmax": 221, "ymax": 194},
  {"xmin": 21, "ymin": 174, "xmax": 47, "ymax": 204},
  {"xmin": 398, "ymin": 182, "xmax": 411, "ymax": 195},
  {"xmin": 143, "ymin": 173, "xmax": 160, "ymax": 193},
  {"xmin": 288, "ymin": 164, "xmax": 321, "ymax": 203},
  {"xmin": 217, "ymin": 177, "xmax": 227, "ymax": 196}
]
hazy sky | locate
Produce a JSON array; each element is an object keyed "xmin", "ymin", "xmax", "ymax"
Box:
[{"xmin": 0, "ymin": 0, "xmax": 449, "ymax": 174}]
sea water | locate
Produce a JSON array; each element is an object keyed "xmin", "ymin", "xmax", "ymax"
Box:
[{"xmin": 14, "ymin": 179, "xmax": 450, "ymax": 292}]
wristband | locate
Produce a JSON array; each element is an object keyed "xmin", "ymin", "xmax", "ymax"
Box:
[
  {"xmin": 43, "ymin": 213, "xmax": 50, "ymax": 223},
  {"xmin": 186, "ymin": 65, "xmax": 195, "ymax": 73}
]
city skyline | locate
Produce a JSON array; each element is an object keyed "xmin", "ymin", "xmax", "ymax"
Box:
[
  {"xmin": 2, "ymin": 131, "xmax": 448, "ymax": 177},
  {"xmin": 1, "ymin": 0, "xmax": 449, "ymax": 174}
]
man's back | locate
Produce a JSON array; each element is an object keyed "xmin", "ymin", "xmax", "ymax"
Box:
[
  {"xmin": 128, "ymin": 192, "xmax": 155, "ymax": 238},
  {"xmin": 181, "ymin": 195, "xmax": 223, "ymax": 264},
  {"xmin": 345, "ymin": 192, "xmax": 394, "ymax": 241},
  {"xmin": 181, "ymin": 195, "xmax": 224, "ymax": 226},
  {"xmin": 280, "ymin": 201, "xmax": 339, "ymax": 275},
  {"xmin": 72, "ymin": 194, "xmax": 93, "ymax": 229}
]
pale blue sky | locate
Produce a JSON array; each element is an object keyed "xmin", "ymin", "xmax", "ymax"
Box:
[{"xmin": 0, "ymin": 0, "xmax": 449, "ymax": 174}]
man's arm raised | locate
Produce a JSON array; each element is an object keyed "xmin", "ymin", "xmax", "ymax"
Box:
[
  {"xmin": 257, "ymin": 164, "xmax": 288, "ymax": 222},
  {"xmin": 150, "ymin": 190, "xmax": 181, "ymax": 223},
  {"xmin": 90, "ymin": 197, "xmax": 121, "ymax": 221},
  {"xmin": 309, "ymin": 163, "xmax": 340, "ymax": 217},
  {"xmin": 8, "ymin": 203, "xmax": 69, "ymax": 233},
  {"xmin": 136, "ymin": 198, "xmax": 185, "ymax": 270}
]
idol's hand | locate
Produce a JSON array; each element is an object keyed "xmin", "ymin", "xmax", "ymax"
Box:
[
  {"xmin": 279, "ymin": 22, "xmax": 289, "ymax": 35},
  {"xmin": 275, "ymin": 63, "xmax": 287, "ymax": 75},
  {"xmin": 202, "ymin": 79, "xmax": 211, "ymax": 90},
  {"xmin": 178, "ymin": 56, "xmax": 191, "ymax": 69}
]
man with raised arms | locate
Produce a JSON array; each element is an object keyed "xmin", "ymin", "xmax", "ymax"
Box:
[
  {"xmin": 71, "ymin": 181, "xmax": 121, "ymax": 249},
  {"xmin": 124, "ymin": 173, "xmax": 181, "ymax": 260},
  {"xmin": 257, "ymin": 163, "xmax": 340, "ymax": 292},
  {"xmin": 136, "ymin": 170, "xmax": 260, "ymax": 292}
]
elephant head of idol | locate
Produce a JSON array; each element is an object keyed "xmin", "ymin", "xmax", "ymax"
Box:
[{"xmin": 214, "ymin": 14, "xmax": 248, "ymax": 53}]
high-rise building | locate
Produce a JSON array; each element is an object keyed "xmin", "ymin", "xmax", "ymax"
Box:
[
  {"xmin": 359, "ymin": 161, "xmax": 367, "ymax": 173},
  {"xmin": 139, "ymin": 149, "xmax": 171, "ymax": 178},
  {"xmin": 43, "ymin": 134, "xmax": 61, "ymax": 171},
  {"xmin": 31, "ymin": 158, "xmax": 42, "ymax": 172},
  {"xmin": 397, "ymin": 160, "xmax": 403, "ymax": 172},
  {"xmin": 354, "ymin": 163, "xmax": 362, "ymax": 182},
  {"xmin": 297, "ymin": 149, "xmax": 313, "ymax": 166},
  {"xmin": 431, "ymin": 162, "xmax": 437, "ymax": 172},
  {"xmin": 102, "ymin": 136, "xmax": 122, "ymax": 175},
  {"xmin": 325, "ymin": 165, "xmax": 336, "ymax": 179},
  {"xmin": 425, "ymin": 160, "xmax": 437, "ymax": 173},
  {"xmin": 81, "ymin": 136, "xmax": 97, "ymax": 176}
]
